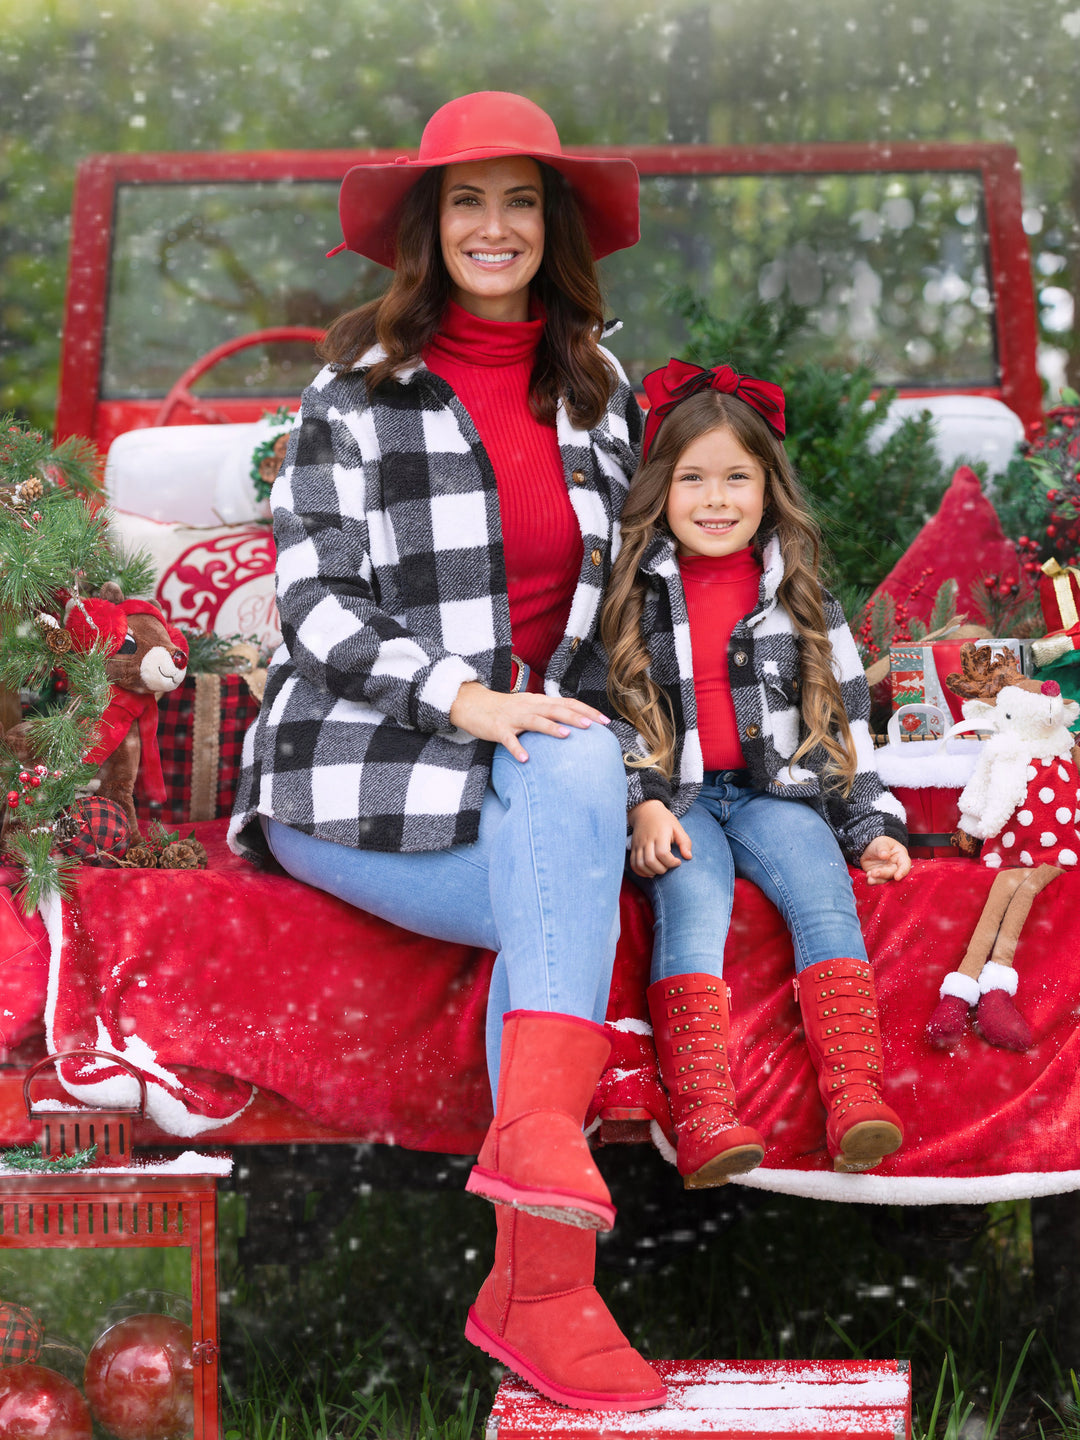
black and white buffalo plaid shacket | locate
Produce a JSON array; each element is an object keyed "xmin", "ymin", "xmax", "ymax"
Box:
[
  {"xmin": 229, "ymin": 345, "xmax": 642, "ymax": 860},
  {"xmin": 576, "ymin": 532, "xmax": 908, "ymax": 864}
]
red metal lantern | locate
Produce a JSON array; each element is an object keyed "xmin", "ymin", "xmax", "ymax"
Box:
[
  {"xmin": 0, "ymin": 1173, "xmax": 221, "ymax": 1440},
  {"xmin": 0, "ymin": 1362, "xmax": 93, "ymax": 1440},
  {"xmin": 84, "ymin": 1314, "xmax": 194, "ymax": 1440},
  {"xmin": 23, "ymin": 1050, "xmax": 147, "ymax": 1167}
]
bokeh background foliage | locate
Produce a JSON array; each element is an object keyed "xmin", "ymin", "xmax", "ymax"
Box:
[{"xmin": 3, "ymin": 0, "xmax": 1080, "ymax": 427}]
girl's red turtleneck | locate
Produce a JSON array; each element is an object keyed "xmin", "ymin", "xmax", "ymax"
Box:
[
  {"xmin": 423, "ymin": 301, "xmax": 581, "ymax": 692},
  {"xmin": 678, "ymin": 546, "xmax": 763, "ymax": 772}
]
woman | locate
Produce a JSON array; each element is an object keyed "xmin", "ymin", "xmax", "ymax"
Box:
[{"xmin": 229, "ymin": 92, "xmax": 666, "ymax": 1411}]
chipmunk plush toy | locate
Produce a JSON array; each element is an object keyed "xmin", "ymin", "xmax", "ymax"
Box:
[
  {"xmin": 8, "ymin": 583, "xmax": 188, "ymax": 841},
  {"xmin": 926, "ymin": 643, "xmax": 1080, "ymax": 1052}
]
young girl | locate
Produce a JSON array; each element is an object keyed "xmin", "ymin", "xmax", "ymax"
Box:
[{"xmin": 598, "ymin": 358, "xmax": 911, "ymax": 1186}]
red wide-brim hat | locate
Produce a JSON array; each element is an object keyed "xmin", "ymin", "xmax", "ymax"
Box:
[{"xmin": 334, "ymin": 91, "xmax": 640, "ymax": 268}]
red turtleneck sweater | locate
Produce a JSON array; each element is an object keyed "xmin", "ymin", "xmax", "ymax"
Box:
[
  {"xmin": 678, "ymin": 546, "xmax": 763, "ymax": 771},
  {"xmin": 423, "ymin": 301, "xmax": 581, "ymax": 691}
]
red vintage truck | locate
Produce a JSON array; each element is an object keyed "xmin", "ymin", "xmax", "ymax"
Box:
[{"xmin": 1, "ymin": 139, "xmax": 1072, "ymax": 1197}]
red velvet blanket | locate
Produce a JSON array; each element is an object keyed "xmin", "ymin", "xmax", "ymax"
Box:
[{"xmin": 10, "ymin": 822, "xmax": 1080, "ymax": 1203}]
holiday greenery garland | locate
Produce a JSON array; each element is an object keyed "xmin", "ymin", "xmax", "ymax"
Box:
[{"xmin": 0, "ymin": 416, "xmax": 154, "ymax": 911}]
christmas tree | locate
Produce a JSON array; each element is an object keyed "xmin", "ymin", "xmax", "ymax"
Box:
[{"xmin": 0, "ymin": 417, "xmax": 153, "ymax": 909}]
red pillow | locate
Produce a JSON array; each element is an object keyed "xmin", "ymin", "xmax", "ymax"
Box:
[{"xmin": 866, "ymin": 466, "xmax": 1019, "ymax": 633}]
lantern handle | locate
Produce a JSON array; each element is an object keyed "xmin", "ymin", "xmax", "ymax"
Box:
[{"xmin": 23, "ymin": 1048, "xmax": 149, "ymax": 1120}]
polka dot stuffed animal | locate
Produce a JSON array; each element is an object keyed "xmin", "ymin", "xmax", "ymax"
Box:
[{"xmin": 926, "ymin": 643, "xmax": 1080, "ymax": 1052}]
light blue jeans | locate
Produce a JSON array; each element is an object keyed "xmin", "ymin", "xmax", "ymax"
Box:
[
  {"xmin": 633, "ymin": 773, "xmax": 867, "ymax": 984},
  {"xmin": 262, "ymin": 722, "xmax": 627, "ymax": 1102}
]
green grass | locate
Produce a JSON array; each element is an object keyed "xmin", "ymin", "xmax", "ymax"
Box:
[{"xmin": 215, "ymin": 1146, "xmax": 1080, "ymax": 1440}]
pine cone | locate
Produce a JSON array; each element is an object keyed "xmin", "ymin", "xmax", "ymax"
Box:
[
  {"xmin": 18, "ymin": 476, "xmax": 44, "ymax": 501},
  {"xmin": 39, "ymin": 623, "xmax": 73, "ymax": 655},
  {"xmin": 52, "ymin": 812, "xmax": 81, "ymax": 844},
  {"xmin": 159, "ymin": 839, "xmax": 207, "ymax": 870},
  {"xmin": 124, "ymin": 844, "xmax": 158, "ymax": 869}
]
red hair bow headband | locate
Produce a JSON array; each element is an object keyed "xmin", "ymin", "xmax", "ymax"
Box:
[{"xmin": 640, "ymin": 358, "xmax": 787, "ymax": 462}]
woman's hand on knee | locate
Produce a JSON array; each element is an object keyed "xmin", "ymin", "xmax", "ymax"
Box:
[
  {"xmin": 629, "ymin": 799, "xmax": 692, "ymax": 877},
  {"xmin": 859, "ymin": 835, "xmax": 912, "ymax": 885},
  {"xmin": 449, "ymin": 681, "xmax": 610, "ymax": 763}
]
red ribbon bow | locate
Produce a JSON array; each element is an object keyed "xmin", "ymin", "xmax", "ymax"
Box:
[{"xmin": 640, "ymin": 358, "xmax": 787, "ymax": 462}]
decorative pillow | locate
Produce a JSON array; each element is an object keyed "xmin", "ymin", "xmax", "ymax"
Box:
[
  {"xmin": 110, "ymin": 510, "xmax": 280, "ymax": 651},
  {"xmin": 865, "ymin": 466, "xmax": 1019, "ymax": 632}
]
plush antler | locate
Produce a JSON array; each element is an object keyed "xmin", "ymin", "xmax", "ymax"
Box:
[{"xmin": 945, "ymin": 642, "xmax": 1024, "ymax": 702}]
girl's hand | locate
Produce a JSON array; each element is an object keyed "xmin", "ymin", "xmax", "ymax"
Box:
[
  {"xmin": 629, "ymin": 799, "xmax": 693, "ymax": 878},
  {"xmin": 449, "ymin": 681, "xmax": 610, "ymax": 763},
  {"xmin": 859, "ymin": 835, "xmax": 912, "ymax": 885}
]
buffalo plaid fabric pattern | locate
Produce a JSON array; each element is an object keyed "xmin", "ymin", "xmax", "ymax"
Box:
[
  {"xmin": 141, "ymin": 674, "xmax": 261, "ymax": 824},
  {"xmin": 229, "ymin": 346, "xmax": 641, "ymax": 860},
  {"xmin": 0, "ymin": 1303, "xmax": 43, "ymax": 1364},
  {"xmin": 56, "ymin": 796, "xmax": 130, "ymax": 862},
  {"xmin": 577, "ymin": 532, "xmax": 908, "ymax": 862}
]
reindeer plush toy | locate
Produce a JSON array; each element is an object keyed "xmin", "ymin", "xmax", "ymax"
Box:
[
  {"xmin": 9, "ymin": 583, "xmax": 189, "ymax": 841},
  {"xmin": 926, "ymin": 643, "xmax": 1080, "ymax": 1051}
]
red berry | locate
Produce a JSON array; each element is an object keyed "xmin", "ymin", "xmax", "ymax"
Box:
[
  {"xmin": 34, "ymin": 764, "xmax": 47, "ymax": 777},
  {"xmin": 17, "ymin": 771, "xmax": 30, "ymax": 785},
  {"xmin": 27, "ymin": 776, "xmax": 40, "ymax": 788},
  {"xmin": 6, "ymin": 793, "xmax": 18, "ymax": 808},
  {"xmin": 1047, "ymin": 525, "xmax": 1057, "ymax": 537}
]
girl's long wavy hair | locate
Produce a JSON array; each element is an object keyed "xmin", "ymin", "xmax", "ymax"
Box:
[
  {"xmin": 318, "ymin": 162, "xmax": 616, "ymax": 430},
  {"xmin": 600, "ymin": 389, "xmax": 857, "ymax": 792}
]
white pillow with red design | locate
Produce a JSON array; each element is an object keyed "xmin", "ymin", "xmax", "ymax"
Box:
[{"xmin": 110, "ymin": 509, "xmax": 280, "ymax": 652}]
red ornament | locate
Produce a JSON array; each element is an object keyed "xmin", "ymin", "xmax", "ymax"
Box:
[
  {"xmin": 34, "ymin": 765, "xmax": 48, "ymax": 778},
  {"xmin": 0, "ymin": 1364, "xmax": 93, "ymax": 1440},
  {"xmin": 83, "ymin": 1315, "xmax": 194, "ymax": 1440},
  {"xmin": 0, "ymin": 1301, "xmax": 44, "ymax": 1364}
]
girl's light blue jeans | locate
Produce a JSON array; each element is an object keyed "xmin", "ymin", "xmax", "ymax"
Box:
[
  {"xmin": 262, "ymin": 722, "xmax": 627, "ymax": 1102},
  {"xmin": 633, "ymin": 774, "xmax": 867, "ymax": 984}
]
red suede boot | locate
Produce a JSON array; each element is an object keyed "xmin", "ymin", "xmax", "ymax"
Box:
[
  {"xmin": 466, "ymin": 1010, "xmax": 615, "ymax": 1230},
  {"xmin": 647, "ymin": 974, "xmax": 765, "ymax": 1188},
  {"xmin": 796, "ymin": 958, "xmax": 904, "ymax": 1172},
  {"xmin": 466, "ymin": 1207, "xmax": 668, "ymax": 1411}
]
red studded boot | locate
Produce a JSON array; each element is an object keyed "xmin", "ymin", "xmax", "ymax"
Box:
[
  {"xmin": 466, "ymin": 1010, "xmax": 616, "ymax": 1230},
  {"xmin": 796, "ymin": 958, "xmax": 904, "ymax": 1172},
  {"xmin": 647, "ymin": 974, "xmax": 765, "ymax": 1188},
  {"xmin": 466, "ymin": 1207, "xmax": 668, "ymax": 1411}
]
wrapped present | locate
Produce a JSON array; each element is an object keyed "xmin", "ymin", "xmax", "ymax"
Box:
[
  {"xmin": 137, "ymin": 670, "xmax": 261, "ymax": 825},
  {"xmin": 1039, "ymin": 558, "xmax": 1080, "ymax": 634},
  {"xmin": 876, "ymin": 705, "xmax": 982, "ymax": 859}
]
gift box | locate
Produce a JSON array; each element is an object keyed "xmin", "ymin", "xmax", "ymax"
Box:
[
  {"xmin": 137, "ymin": 671, "xmax": 261, "ymax": 825},
  {"xmin": 1039, "ymin": 558, "xmax": 1080, "ymax": 634},
  {"xmin": 876, "ymin": 705, "xmax": 982, "ymax": 859}
]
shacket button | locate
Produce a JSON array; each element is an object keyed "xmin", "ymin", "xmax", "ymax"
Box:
[
  {"xmin": 733, "ymin": 651, "xmax": 747, "ymax": 666},
  {"xmin": 571, "ymin": 470, "xmax": 586, "ymax": 484},
  {"xmin": 570, "ymin": 636, "xmax": 581, "ymax": 651},
  {"xmin": 745, "ymin": 724, "xmax": 760, "ymax": 739},
  {"xmin": 591, "ymin": 548, "xmax": 603, "ymax": 567}
]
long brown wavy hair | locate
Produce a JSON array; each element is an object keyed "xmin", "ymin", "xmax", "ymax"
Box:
[
  {"xmin": 600, "ymin": 388, "xmax": 857, "ymax": 792},
  {"xmin": 318, "ymin": 162, "xmax": 616, "ymax": 430}
]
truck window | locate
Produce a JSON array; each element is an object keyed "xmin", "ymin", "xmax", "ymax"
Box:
[{"xmin": 101, "ymin": 169, "xmax": 996, "ymax": 400}]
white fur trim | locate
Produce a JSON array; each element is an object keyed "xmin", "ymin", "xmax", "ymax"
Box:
[
  {"xmin": 979, "ymin": 961, "xmax": 1019, "ymax": 996},
  {"xmin": 649, "ymin": 1118, "xmax": 678, "ymax": 1166},
  {"xmin": 940, "ymin": 971, "xmax": 981, "ymax": 1006},
  {"xmin": 731, "ymin": 1167, "xmax": 1080, "ymax": 1206},
  {"xmin": 874, "ymin": 748, "xmax": 979, "ymax": 790}
]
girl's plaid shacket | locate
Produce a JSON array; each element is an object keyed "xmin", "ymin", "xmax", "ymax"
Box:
[
  {"xmin": 578, "ymin": 532, "xmax": 908, "ymax": 863},
  {"xmin": 228, "ymin": 344, "xmax": 642, "ymax": 860}
]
